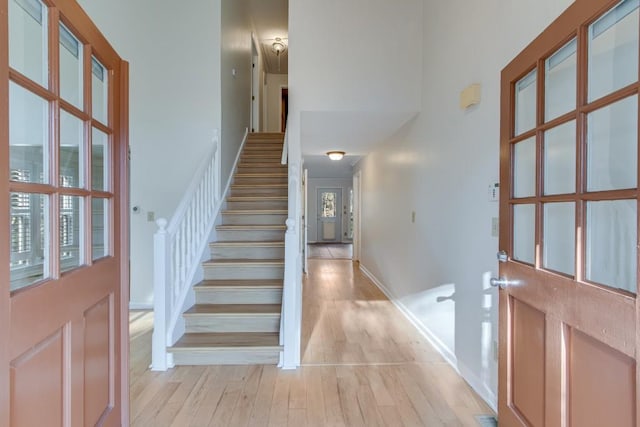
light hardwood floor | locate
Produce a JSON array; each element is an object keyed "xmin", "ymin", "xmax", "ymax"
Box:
[{"xmin": 130, "ymin": 259, "xmax": 494, "ymax": 426}]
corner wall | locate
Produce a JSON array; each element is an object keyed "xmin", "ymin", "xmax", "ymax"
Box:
[{"xmin": 354, "ymin": 0, "xmax": 573, "ymax": 408}]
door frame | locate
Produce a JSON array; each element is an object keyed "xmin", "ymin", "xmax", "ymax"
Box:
[
  {"xmin": 353, "ymin": 170, "xmax": 362, "ymax": 262},
  {"xmin": 0, "ymin": 0, "xmax": 130, "ymax": 423}
]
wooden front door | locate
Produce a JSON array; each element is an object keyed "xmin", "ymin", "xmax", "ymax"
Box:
[
  {"xmin": 498, "ymin": 0, "xmax": 639, "ymax": 425},
  {"xmin": 0, "ymin": 0, "xmax": 129, "ymax": 425}
]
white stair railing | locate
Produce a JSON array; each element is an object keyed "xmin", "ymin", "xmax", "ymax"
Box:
[
  {"xmin": 152, "ymin": 130, "xmax": 221, "ymax": 371},
  {"xmin": 280, "ymin": 124, "xmax": 303, "ymax": 369}
]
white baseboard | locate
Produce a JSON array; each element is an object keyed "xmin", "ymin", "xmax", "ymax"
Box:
[
  {"xmin": 129, "ymin": 302, "xmax": 153, "ymax": 311},
  {"xmin": 359, "ymin": 264, "xmax": 497, "ymax": 412}
]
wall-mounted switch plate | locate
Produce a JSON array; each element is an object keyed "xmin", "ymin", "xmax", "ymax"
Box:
[
  {"xmin": 147, "ymin": 211, "xmax": 155, "ymax": 222},
  {"xmin": 488, "ymin": 183, "xmax": 499, "ymax": 202}
]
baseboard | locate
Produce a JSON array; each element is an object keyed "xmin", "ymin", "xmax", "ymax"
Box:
[
  {"xmin": 129, "ymin": 302, "xmax": 153, "ymax": 311},
  {"xmin": 359, "ymin": 264, "xmax": 497, "ymax": 412}
]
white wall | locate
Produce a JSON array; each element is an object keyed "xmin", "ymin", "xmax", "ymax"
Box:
[
  {"xmin": 77, "ymin": 0, "xmax": 225, "ymax": 307},
  {"xmin": 353, "ymin": 0, "xmax": 573, "ymax": 409},
  {"xmin": 264, "ymin": 73, "xmax": 288, "ymax": 132},
  {"xmin": 220, "ymin": 0, "xmax": 253, "ymax": 181},
  {"xmin": 306, "ymin": 178, "xmax": 352, "ymax": 243}
]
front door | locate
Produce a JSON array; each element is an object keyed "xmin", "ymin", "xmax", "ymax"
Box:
[
  {"xmin": 317, "ymin": 188, "xmax": 342, "ymax": 242},
  {"xmin": 0, "ymin": 0, "xmax": 129, "ymax": 425},
  {"xmin": 499, "ymin": 0, "xmax": 639, "ymax": 425}
]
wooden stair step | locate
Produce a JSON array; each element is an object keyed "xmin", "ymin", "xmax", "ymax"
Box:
[
  {"xmin": 185, "ymin": 304, "xmax": 281, "ymax": 316},
  {"xmin": 227, "ymin": 196, "xmax": 287, "ymax": 201},
  {"xmin": 234, "ymin": 173, "xmax": 287, "ymax": 177},
  {"xmin": 222, "ymin": 209, "xmax": 287, "ymax": 215},
  {"xmin": 196, "ymin": 279, "xmax": 283, "ymax": 289},
  {"xmin": 231, "ymin": 183, "xmax": 287, "ymax": 188},
  {"xmin": 210, "ymin": 241, "xmax": 284, "ymax": 247},
  {"xmin": 171, "ymin": 332, "xmax": 281, "ymax": 350},
  {"xmin": 216, "ymin": 224, "xmax": 286, "ymax": 230},
  {"xmin": 203, "ymin": 259, "xmax": 284, "ymax": 266}
]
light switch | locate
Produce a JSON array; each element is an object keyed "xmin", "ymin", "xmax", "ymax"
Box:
[
  {"xmin": 411, "ymin": 211, "xmax": 416, "ymax": 223},
  {"xmin": 488, "ymin": 183, "xmax": 499, "ymax": 202},
  {"xmin": 147, "ymin": 211, "xmax": 155, "ymax": 222}
]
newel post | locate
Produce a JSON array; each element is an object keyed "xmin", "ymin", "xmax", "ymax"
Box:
[{"xmin": 151, "ymin": 218, "xmax": 170, "ymax": 371}]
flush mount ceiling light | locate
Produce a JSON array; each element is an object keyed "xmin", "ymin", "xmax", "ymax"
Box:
[{"xmin": 327, "ymin": 151, "xmax": 346, "ymax": 161}]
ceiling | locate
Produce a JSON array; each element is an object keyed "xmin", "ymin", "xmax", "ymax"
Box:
[
  {"xmin": 249, "ymin": 0, "xmax": 289, "ymax": 74},
  {"xmin": 304, "ymin": 155, "xmax": 361, "ymax": 179}
]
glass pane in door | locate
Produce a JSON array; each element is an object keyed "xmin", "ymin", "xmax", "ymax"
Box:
[
  {"xmin": 545, "ymin": 39, "xmax": 577, "ymax": 121},
  {"xmin": 92, "ymin": 127, "xmax": 109, "ymax": 191},
  {"xmin": 587, "ymin": 95, "xmax": 638, "ymax": 192},
  {"xmin": 91, "ymin": 57, "xmax": 108, "ymax": 124},
  {"xmin": 59, "ymin": 23, "xmax": 83, "ymax": 109},
  {"xmin": 9, "ymin": 81, "xmax": 49, "ymax": 184},
  {"xmin": 10, "ymin": 193, "xmax": 48, "ymax": 290},
  {"xmin": 513, "ymin": 136, "xmax": 536, "ymax": 198},
  {"xmin": 60, "ymin": 195, "xmax": 83, "ymax": 273},
  {"xmin": 321, "ymin": 192, "xmax": 337, "ymax": 218},
  {"xmin": 588, "ymin": 0, "xmax": 639, "ymax": 102},
  {"xmin": 543, "ymin": 202, "xmax": 575, "ymax": 275},
  {"xmin": 91, "ymin": 198, "xmax": 108, "ymax": 260},
  {"xmin": 9, "ymin": 0, "xmax": 48, "ymax": 86},
  {"xmin": 544, "ymin": 120, "xmax": 576, "ymax": 195},
  {"xmin": 586, "ymin": 200, "xmax": 637, "ymax": 293},
  {"xmin": 513, "ymin": 204, "xmax": 536, "ymax": 264},
  {"xmin": 60, "ymin": 110, "xmax": 84, "ymax": 188},
  {"xmin": 515, "ymin": 70, "xmax": 537, "ymax": 135}
]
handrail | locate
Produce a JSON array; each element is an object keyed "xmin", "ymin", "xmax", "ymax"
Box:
[
  {"xmin": 151, "ymin": 130, "xmax": 221, "ymax": 371},
  {"xmin": 281, "ymin": 121, "xmax": 288, "ymax": 165}
]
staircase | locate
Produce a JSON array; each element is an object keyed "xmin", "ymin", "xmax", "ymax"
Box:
[{"xmin": 168, "ymin": 133, "xmax": 287, "ymax": 365}]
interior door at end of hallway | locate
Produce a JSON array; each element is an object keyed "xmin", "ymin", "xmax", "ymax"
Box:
[{"xmin": 317, "ymin": 188, "xmax": 342, "ymax": 242}]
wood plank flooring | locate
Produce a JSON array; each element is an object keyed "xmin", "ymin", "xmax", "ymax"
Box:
[{"xmin": 130, "ymin": 259, "xmax": 494, "ymax": 426}]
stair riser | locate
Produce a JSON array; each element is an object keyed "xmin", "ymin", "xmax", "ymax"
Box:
[
  {"xmin": 244, "ymin": 145, "xmax": 284, "ymax": 151},
  {"xmin": 210, "ymin": 245, "xmax": 285, "ymax": 259},
  {"xmin": 222, "ymin": 213, "xmax": 287, "ymax": 225},
  {"xmin": 226, "ymin": 201, "xmax": 288, "ymax": 210},
  {"xmin": 240, "ymin": 156, "xmax": 281, "ymax": 163},
  {"xmin": 216, "ymin": 229, "xmax": 285, "ymax": 241},
  {"xmin": 234, "ymin": 177, "xmax": 287, "ymax": 185},
  {"xmin": 195, "ymin": 288, "xmax": 283, "ymax": 304},
  {"xmin": 185, "ymin": 316, "xmax": 280, "ymax": 333},
  {"xmin": 237, "ymin": 166, "xmax": 287, "ymax": 174},
  {"xmin": 230, "ymin": 188, "xmax": 288, "ymax": 196},
  {"xmin": 203, "ymin": 264, "xmax": 284, "ymax": 280},
  {"xmin": 171, "ymin": 349, "xmax": 281, "ymax": 365}
]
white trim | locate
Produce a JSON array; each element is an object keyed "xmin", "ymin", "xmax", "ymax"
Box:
[
  {"xmin": 129, "ymin": 302, "xmax": 153, "ymax": 311},
  {"xmin": 223, "ymin": 128, "xmax": 249, "ymax": 200},
  {"xmin": 358, "ymin": 264, "xmax": 497, "ymax": 412}
]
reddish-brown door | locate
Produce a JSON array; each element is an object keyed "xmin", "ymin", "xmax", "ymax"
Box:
[
  {"xmin": 498, "ymin": 0, "xmax": 639, "ymax": 425},
  {"xmin": 0, "ymin": 0, "xmax": 129, "ymax": 425}
]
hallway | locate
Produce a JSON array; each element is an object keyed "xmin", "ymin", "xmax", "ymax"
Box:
[{"xmin": 130, "ymin": 259, "xmax": 493, "ymax": 426}]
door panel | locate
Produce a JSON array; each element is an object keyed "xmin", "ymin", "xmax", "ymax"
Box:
[
  {"xmin": 499, "ymin": 2, "xmax": 639, "ymax": 425},
  {"xmin": 1, "ymin": 0, "xmax": 128, "ymax": 425}
]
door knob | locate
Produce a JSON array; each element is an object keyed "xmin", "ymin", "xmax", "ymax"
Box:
[{"xmin": 490, "ymin": 277, "xmax": 521, "ymax": 289}]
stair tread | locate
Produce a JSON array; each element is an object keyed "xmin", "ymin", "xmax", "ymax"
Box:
[
  {"xmin": 234, "ymin": 173, "xmax": 287, "ymax": 177},
  {"xmin": 231, "ymin": 183, "xmax": 287, "ymax": 188},
  {"xmin": 216, "ymin": 224, "xmax": 286, "ymax": 230},
  {"xmin": 196, "ymin": 279, "xmax": 283, "ymax": 288},
  {"xmin": 227, "ymin": 196, "xmax": 287, "ymax": 200},
  {"xmin": 185, "ymin": 304, "xmax": 281, "ymax": 315},
  {"xmin": 170, "ymin": 332, "xmax": 281, "ymax": 350},
  {"xmin": 222, "ymin": 209, "xmax": 287, "ymax": 214},
  {"xmin": 210, "ymin": 241, "xmax": 284, "ymax": 246},
  {"xmin": 203, "ymin": 258, "xmax": 284, "ymax": 265}
]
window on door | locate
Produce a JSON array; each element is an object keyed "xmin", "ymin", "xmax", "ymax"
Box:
[{"xmin": 8, "ymin": 0, "xmax": 113, "ymax": 291}]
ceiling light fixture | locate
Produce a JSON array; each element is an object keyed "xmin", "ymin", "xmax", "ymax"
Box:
[
  {"xmin": 327, "ymin": 151, "xmax": 346, "ymax": 161},
  {"xmin": 271, "ymin": 37, "xmax": 287, "ymax": 72}
]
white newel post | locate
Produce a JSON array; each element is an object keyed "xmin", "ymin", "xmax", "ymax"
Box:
[{"xmin": 152, "ymin": 218, "xmax": 171, "ymax": 370}]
